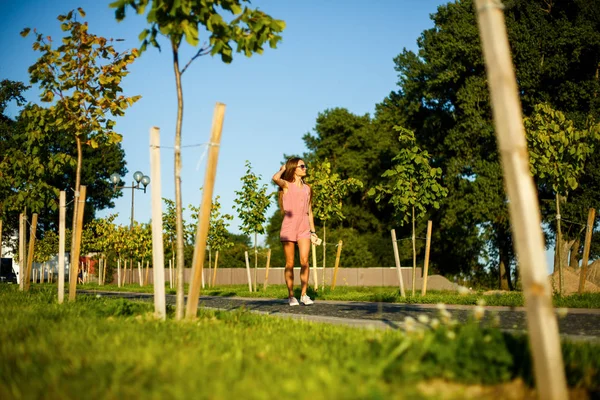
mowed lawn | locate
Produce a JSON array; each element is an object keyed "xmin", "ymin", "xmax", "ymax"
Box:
[{"xmin": 1, "ymin": 286, "xmax": 598, "ymax": 399}]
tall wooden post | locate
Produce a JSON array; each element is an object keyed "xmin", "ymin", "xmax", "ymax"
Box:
[
  {"xmin": 411, "ymin": 206, "xmax": 417, "ymax": 295},
  {"xmin": 24, "ymin": 214, "xmax": 38, "ymax": 291},
  {"xmin": 244, "ymin": 251, "xmax": 252, "ymax": 292},
  {"xmin": 421, "ymin": 220, "xmax": 433, "ymax": 296},
  {"xmin": 58, "ymin": 191, "xmax": 66, "ymax": 304},
  {"xmin": 69, "ymin": 185, "xmax": 86, "ymax": 301},
  {"xmin": 311, "ymin": 243, "xmax": 318, "ymax": 290},
  {"xmin": 186, "ymin": 103, "xmax": 226, "ymax": 319},
  {"xmin": 391, "ymin": 229, "xmax": 406, "ymax": 297},
  {"xmin": 578, "ymin": 208, "xmax": 596, "ymax": 293},
  {"xmin": 19, "ymin": 213, "xmax": 26, "ymax": 291},
  {"xmin": 212, "ymin": 250, "xmax": 220, "ymax": 287},
  {"xmin": 474, "ymin": 1, "xmax": 567, "ymax": 398},
  {"xmin": 555, "ymin": 194, "xmax": 563, "ymax": 294},
  {"xmin": 150, "ymin": 126, "xmax": 166, "ymax": 319},
  {"xmin": 263, "ymin": 249, "xmax": 271, "ymax": 290},
  {"xmin": 331, "ymin": 240, "xmax": 343, "ymax": 290}
]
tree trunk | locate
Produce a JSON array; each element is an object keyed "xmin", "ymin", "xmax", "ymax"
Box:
[
  {"xmin": 499, "ymin": 247, "xmax": 510, "ymax": 290},
  {"xmin": 569, "ymin": 238, "xmax": 580, "ymax": 269},
  {"xmin": 172, "ymin": 41, "xmax": 185, "ymax": 320}
]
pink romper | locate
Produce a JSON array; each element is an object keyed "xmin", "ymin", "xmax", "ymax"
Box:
[{"xmin": 280, "ymin": 183, "xmax": 311, "ymax": 242}]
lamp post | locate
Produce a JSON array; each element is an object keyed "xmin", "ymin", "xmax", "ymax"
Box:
[{"xmin": 110, "ymin": 171, "xmax": 151, "ymax": 229}]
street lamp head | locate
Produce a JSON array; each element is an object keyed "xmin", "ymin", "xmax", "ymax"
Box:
[
  {"xmin": 110, "ymin": 173, "xmax": 121, "ymax": 185},
  {"xmin": 141, "ymin": 175, "xmax": 151, "ymax": 188},
  {"xmin": 133, "ymin": 171, "xmax": 144, "ymax": 183}
]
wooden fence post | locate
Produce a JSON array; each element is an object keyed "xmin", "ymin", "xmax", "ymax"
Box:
[
  {"xmin": 391, "ymin": 229, "xmax": 406, "ymax": 297},
  {"xmin": 186, "ymin": 103, "xmax": 226, "ymax": 319},
  {"xmin": 474, "ymin": 1, "xmax": 567, "ymax": 398},
  {"xmin": 578, "ymin": 208, "xmax": 596, "ymax": 293},
  {"xmin": 421, "ymin": 221, "xmax": 433, "ymax": 296}
]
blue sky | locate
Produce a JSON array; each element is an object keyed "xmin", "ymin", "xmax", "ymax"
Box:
[{"xmin": 2, "ymin": 0, "xmax": 450, "ymax": 238}]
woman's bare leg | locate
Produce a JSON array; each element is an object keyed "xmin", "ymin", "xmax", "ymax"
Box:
[
  {"xmin": 297, "ymin": 238, "xmax": 311, "ymax": 296},
  {"xmin": 282, "ymin": 241, "xmax": 296, "ymax": 297}
]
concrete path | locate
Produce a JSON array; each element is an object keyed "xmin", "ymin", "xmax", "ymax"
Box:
[{"xmin": 81, "ymin": 290, "xmax": 600, "ymax": 342}]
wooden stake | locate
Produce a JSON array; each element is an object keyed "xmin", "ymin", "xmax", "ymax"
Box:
[
  {"xmin": 117, "ymin": 259, "xmax": 121, "ymax": 287},
  {"xmin": 578, "ymin": 208, "xmax": 596, "ymax": 293},
  {"xmin": 555, "ymin": 194, "xmax": 563, "ymax": 294},
  {"xmin": 103, "ymin": 258, "xmax": 107, "ymax": 285},
  {"xmin": 145, "ymin": 261, "xmax": 150, "ymax": 286},
  {"xmin": 421, "ymin": 221, "xmax": 433, "ymax": 296},
  {"xmin": 169, "ymin": 259, "xmax": 173, "ymax": 289},
  {"xmin": 0, "ymin": 220, "xmax": 2, "ymax": 258},
  {"xmin": 411, "ymin": 206, "xmax": 416, "ymax": 296},
  {"xmin": 186, "ymin": 103, "xmax": 226, "ymax": 319},
  {"xmin": 474, "ymin": 1, "xmax": 567, "ymax": 398},
  {"xmin": 150, "ymin": 126, "xmax": 167, "ymax": 319},
  {"xmin": 19, "ymin": 213, "xmax": 25, "ymax": 291},
  {"xmin": 253, "ymin": 234, "xmax": 258, "ymax": 292},
  {"xmin": 311, "ymin": 243, "xmax": 318, "ymax": 290},
  {"xmin": 208, "ymin": 249, "xmax": 212, "ymax": 288},
  {"xmin": 24, "ymin": 214, "xmax": 38, "ymax": 291},
  {"xmin": 391, "ymin": 229, "xmax": 406, "ymax": 297},
  {"xmin": 244, "ymin": 251, "xmax": 252, "ymax": 292},
  {"xmin": 331, "ymin": 240, "xmax": 343, "ymax": 290},
  {"xmin": 321, "ymin": 225, "xmax": 326, "ymax": 291},
  {"xmin": 263, "ymin": 249, "xmax": 271, "ymax": 290},
  {"xmin": 69, "ymin": 185, "xmax": 86, "ymax": 301},
  {"xmin": 212, "ymin": 250, "xmax": 220, "ymax": 287}
]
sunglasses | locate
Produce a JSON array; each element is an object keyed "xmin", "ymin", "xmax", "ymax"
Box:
[{"xmin": 297, "ymin": 165, "xmax": 307, "ymax": 170}]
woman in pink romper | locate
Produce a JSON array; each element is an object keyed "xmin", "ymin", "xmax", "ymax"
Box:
[{"xmin": 272, "ymin": 157, "xmax": 319, "ymax": 306}]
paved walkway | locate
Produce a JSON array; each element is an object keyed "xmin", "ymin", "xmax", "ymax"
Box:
[{"xmin": 81, "ymin": 290, "xmax": 600, "ymax": 342}]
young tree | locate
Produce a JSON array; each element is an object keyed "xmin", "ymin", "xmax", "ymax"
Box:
[
  {"xmin": 82, "ymin": 214, "xmax": 118, "ymax": 284},
  {"xmin": 207, "ymin": 197, "xmax": 234, "ymax": 285},
  {"xmin": 111, "ymin": 0, "xmax": 285, "ymax": 318},
  {"xmin": 305, "ymin": 160, "xmax": 362, "ymax": 288},
  {"xmin": 189, "ymin": 196, "xmax": 233, "ymax": 286},
  {"xmin": 21, "ymin": 9, "xmax": 140, "ymax": 290},
  {"xmin": 234, "ymin": 161, "xmax": 271, "ymax": 291},
  {"xmin": 34, "ymin": 230, "xmax": 59, "ymax": 282},
  {"xmin": 525, "ymin": 103, "xmax": 600, "ymax": 293},
  {"xmin": 369, "ymin": 127, "xmax": 448, "ymax": 295}
]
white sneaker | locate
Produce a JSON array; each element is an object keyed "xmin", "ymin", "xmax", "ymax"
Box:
[
  {"xmin": 300, "ymin": 295, "xmax": 314, "ymax": 306},
  {"xmin": 288, "ymin": 296, "xmax": 299, "ymax": 306}
]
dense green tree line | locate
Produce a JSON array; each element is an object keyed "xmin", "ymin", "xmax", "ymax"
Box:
[{"xmin": 266, "ymin": 0, "xmax": 600, "ymax": 288}]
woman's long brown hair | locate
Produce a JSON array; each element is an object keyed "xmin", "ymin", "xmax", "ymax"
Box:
[{"xmin": 278, "ymin": 157, "xmax": 312, "ymax": 214}]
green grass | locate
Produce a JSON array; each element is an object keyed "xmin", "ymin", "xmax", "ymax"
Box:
[
  {"xmin": 0, "ymin": 286, "xmax": 598, "ymax": 399},
  {"xmin": 78, "ymin": 282, "xmax": 600, "ymax": 309}
]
